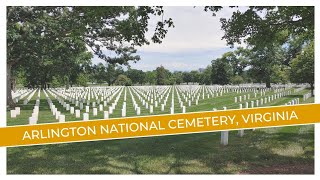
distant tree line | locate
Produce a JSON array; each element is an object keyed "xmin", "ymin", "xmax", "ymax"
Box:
[
  {"xmin": 46, "ymin": 33, "xmax": 311, "ymax": 87},
  {"xmin": 45, "ymin": 63, "xmax": 213, "ymax": 86}
]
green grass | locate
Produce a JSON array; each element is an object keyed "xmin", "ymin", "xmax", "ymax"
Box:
[
  {"xmin": 7, "ymin": 125, "xmax": 314, "ymax": 174},
  {"xmin": 6, "ymin": 86, "xmax": 315, "ymax": 174}
]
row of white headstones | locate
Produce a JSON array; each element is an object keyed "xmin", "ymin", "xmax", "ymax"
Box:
[
  {"xmin": 11, "ymin": 85, "xmax": 309, "ymax": 121},
  {"xmin": 11, "ymin": 85, "xmax": 237, "ymax": 120},
  {"xmin": 12, "ymin": 88, "xmax": 33, "ymax": 103},
  {"xmin": 10, "ymin": 85, "xmax": 312, "ymax": 145},
  {"xmin": 10, "ymin": 89, "xmax": 42, "ymax": 123},
  {"xmin": 10, "ymin": 88, "xmax": 35, "ymax": 118},
  {"xmin": 223, "ymin": 87, "xmax": 310, "ymax": 145},
  {"xmin": 44, "ymin": 87, "xmax": 124, "ymax": 123},
  {"xmin": 283, "ymin": 88, "xmax": 312, "ymax": 106},
  {"xmin": 237, "ymin": 89, "xmax": 293, "ymax": 109},
  {"xmin": 303, "ymin": 92, "xmax": 313, "ymax": 101},
  {"xmin": 51, "ymin": 85, "xmax": 248, "ymax": 120},
  {"xmin": 50, "ymin": 86, "xmax": 174, "ymax": 120},
  {"xmin": 10, "ymin": 89, "xmax": 40, "ymax": 119},
  {"xmin": 16, "ymin": 85, "xmax": 298, "ymax": 117}
]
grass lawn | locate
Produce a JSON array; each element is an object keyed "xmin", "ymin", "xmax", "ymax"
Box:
[{"xmin": 6, "ymin": 87, "xmax": 315, "ymax": 174}]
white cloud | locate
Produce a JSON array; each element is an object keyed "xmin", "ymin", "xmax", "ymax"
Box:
[
  {"xmin": 137, "ymin": 6, "xmax": 246, "ymax": 53},
  {"xmin": 130, "ymin": 61, "xmax": 199, "ymax": 71},
  {"xmin": 91, "ymin": 6, "xmax": 249, "ymax": 71}
]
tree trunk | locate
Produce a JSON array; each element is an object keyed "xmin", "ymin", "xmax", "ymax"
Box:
[
  {"xmin": 310, "ymin": 83, "xmax": 314, "ymax": 97},
  {"xmin": 65, "ymin": 76, "xmax": 70, "ymax": 89},
  {"xmin": 41, "ymin": 81, "xmax": 45, "ymax": 90},
  {"xmin": 7, "ymin": 63, "xmax": 15, "ymax": 107},
  {"xmin": 265, "ymin": 75, "xmax": 271, "ymax": 88}
]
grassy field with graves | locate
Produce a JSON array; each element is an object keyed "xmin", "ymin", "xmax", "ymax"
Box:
[{"xmin": 6, "ymin": 85, "xmax": 314, "ymax": 174}]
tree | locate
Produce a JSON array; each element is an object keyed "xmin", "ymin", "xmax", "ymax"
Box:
[
  {"xmin": 76, "ymin": 73, "xmax": 89, "ymax": 87},
  {"xmin": 190, "ymin": 70, "xmax": 200, "ymax": 84},
  {"xmin": 218, "ymin": 6, "xmax": 314, "ymax": 88},
  {"xmin": 220, "ymin": 52, "xmax": 237, "ymax": 75},
  {"xmin": 172, "ymin": 71, "xmax": 183, "ymax": 85},
  {"xmin": 7, "ymin": 6, "xmax": 174, "ymax": 107},
  {"xmin": 14, "ymin": 70, "xmax": 27, "ymax": 87},
  {"xmin": 283, "ymin": 34, "xmax": 310, "ymax": 66},
  {"xmin": 241, "ymin": 70, "xmax": 253, "ymax": 83},
  {"xmin": 115, "ymin": 75, "xmax": 132, "ymax": 86},
  {"xmin": 233, "ymin": 47, "xmax": 249, "ymax": 75},
  {"xmin": 68, "ymin": 53, "xmax": 92, "ymax": 87},
  {"xmin": 182, "ymin": 72, "xmax": 191, "ymax": 85},
  {"xmin": 91, "ymin": 63, "xmax": 107, "ymax": 84},
  {"xmin": 145, "ymin": 71, "xmax": 156, "ymax": 85},
  {"xmin": 51, "ymin": 76, "xmax": 62, "ymax": 88},
  {"xmin": 126, "ymin": 68, "xmax": 146, "ymax": 85},
  {"xmin": 247, "ymin": 45, "xmax": 285, "ymax": 87},
  {"xmin": 270, "ymin": 65, "xmax": 290, "ymax": 84},
  {"xmin": 211, "ymin": 58, "xmax": 232, "ymax": 85},
  {"xmin": 289, "ymin": 41, "xmax": 314, "ymax": 96},
  {"xmin": 231, "ymin": 75, "xmax": 244, "ymax": 85},
  {"xmin": 199, "ymin": 65, "xmax": 212, "ymax": 85},
  {"xmin": 220, "ymin": 6, "xmax": 314, "ymax": 47},
  {"xmin": 156, "ymin": 66, "xmax": 169, "ymax": 85},
  {"xmin": 105, "ymin": 64, "xmax": 116, "ymax": 86}
]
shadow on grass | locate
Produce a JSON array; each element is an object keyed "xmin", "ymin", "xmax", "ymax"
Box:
[
  {"xmin": 285, "ymin": 95, "xmax": 303, "ymax": 99},
  {"xmin": 7, "ymin": 125, "xmax": 314, "ymax": 174},
  {"xmin": 7, "ymin": 99, "xmax": 51, "ymax": 111}
]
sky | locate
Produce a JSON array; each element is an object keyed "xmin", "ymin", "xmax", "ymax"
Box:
[{"xmin": 92, "ymin": 6, "xmax": 247, "ymax": 72}]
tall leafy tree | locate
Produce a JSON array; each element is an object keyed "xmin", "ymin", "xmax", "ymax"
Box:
[
  {"xmin": 290, "ymin": 41, "xmax": 314, "ymax": 96},
  {"xmin": 156, "ymin": 66, "xmax": 169, "ymax": 85},
  {"xmin": 7, "ymin": 6, "xmax": 173, "ymax": 107},
  {"xmin": 211, "ymin": 58, "xmax": 233, "ymax": 85},
  {"xmin": 190, "ymin": 70, "xmax": 200, "ymax": 83},
  {"xmin": 230, "ymin": 75, "xmax": 244, "ymax": 85},
  {"xmin": 126, "ymin": 68, "xmax": 146, "ymax": 85},
  {"xmin": 220, "ymin": 6, "xmax": 314, "ymax": 47},
  {"xmin": 218, "ymin": 6, "xmax": 314, "ymax": 87},
  {"xmin": 172, "ymin": 71, "xmax": 183, "ymax": 85},
  {"xmin": 145, "ymin": 71, "xmax": 156, "ymax": 85},
  {"xmin": 247, "ymin": 45, "xmax": 285, "ymax": 86},
  {"xmin": 105, "ymin": 64, "xmax": 116, "ymax": 86},
  {"xmin": 114, "ymin": 75, "xmax": 132, "ymax": 86},
  {"xmin": 182, "ymin": 72, "xmax": 192, "ymax": 85},
  {"xmin": 270, "ymin": 65, "xmax": 290, "ymax": 84},
  {"xmin": 233, "ymin": 47, "xmax": 250, "ymax": 75},
  {"xmin": 199, "ymin": 65, "xmax": 212, "ymax": 85},
  {"xmin": 283, "ymin": 34, "xmax": 310, "ymax": 66},
  {"xmin": 76, "ymin": 73, "xmax": 89, "ymax": 87},
  {"xmin": 92, "ymin": 63, "xmax": 107, "ymax": 84}
]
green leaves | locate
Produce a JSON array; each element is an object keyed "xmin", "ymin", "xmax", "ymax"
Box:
[
  {"xmin": 156, "ymin": 66, "xmax": 170, "ymax": 85},
  {"xmin": 115, "ymin": 74, "xmax": 132, "ymax": 86},
  {"xmin": 219, "ymin": 6, "xmax": 314, "ymax": 48},
  {"xmin": 212, "ymin": 6, "xmax": 314, "ymax": 87},
  {"xmin": 211, "ymin": 57, "xmax": 233, "ymax": 85},
  {"xmin": 289, "ymin": 40, "xmax": 314, "ymax": 85},
  {"xmin": 7, "ymin": 6, "xmax": 174, "ymax": 90}
]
